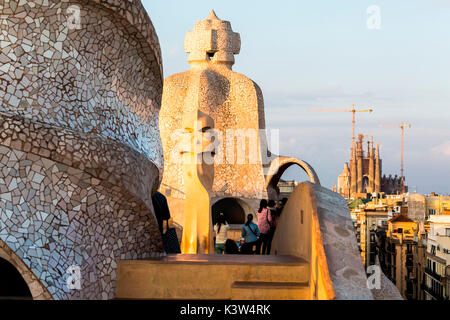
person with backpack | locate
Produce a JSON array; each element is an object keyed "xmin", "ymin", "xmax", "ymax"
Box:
[
  {"xmin": 213, "ymin": 213, "xmax": 230, "ymax": 254},
  {"xmin": 240, "ymin": 214, "xmax": 260, "ymax": 254},
  {"xmin": 257, "ymin": 199, "xmax": 273, "ymax": 255}
]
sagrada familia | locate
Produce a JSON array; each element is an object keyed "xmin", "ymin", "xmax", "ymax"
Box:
[{"xmin": 335, "ymin": 134, "xmax": 407, "ymax": 199}]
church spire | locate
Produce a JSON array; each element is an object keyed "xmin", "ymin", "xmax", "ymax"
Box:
[
  {"xmin": 367, "ymin": 140, "xmax": 370, "ymax": 158},
  {"xmin": 370, "ymin": 135, "xmax": 374, "ymax": 157},
  {"xmin": 207, "ymin": 9, "xmax": 220, "ymax": 20},
  {"xmin": 375, "ymin": 143, "xmax": 381, "ymax": 192}
]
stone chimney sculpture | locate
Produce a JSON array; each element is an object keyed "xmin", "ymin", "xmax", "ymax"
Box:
[{"xmin": 159, "ymin": 11, "xmax": 320, "ymax": 254}]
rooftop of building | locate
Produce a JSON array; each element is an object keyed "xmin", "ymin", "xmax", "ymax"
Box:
[
  {"xmin": 429, "ymin": 215, "xmax": 450, "ymax": 224},
  {"xmin": 389, "ymin": 214, "xmax": 414, "ymax": 223}
]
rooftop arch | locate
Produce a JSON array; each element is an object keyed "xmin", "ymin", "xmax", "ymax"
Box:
[
  {"xmin": 265, "ymin": 157, "xmax": 321, "ymax": 199},
  {"xmin": 0, "ymin": 239, "xmax": 53, "ymax": 300}
]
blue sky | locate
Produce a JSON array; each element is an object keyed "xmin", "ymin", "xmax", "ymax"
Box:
[{"xmin": 142, "ymin": 0, "xmax": 450, "ymax": 195}]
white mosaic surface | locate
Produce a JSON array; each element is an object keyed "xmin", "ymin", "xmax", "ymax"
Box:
[
  {"xmin": 0, "ymin": 0, "xmax": 163, "ymax": 170},
  {"xmin": 0, "ymin": 0, "xmax": 165, "ymax": 299}
]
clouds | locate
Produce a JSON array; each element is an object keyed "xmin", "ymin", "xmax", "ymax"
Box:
[{"xmin": 431, "ymin": 141, "xmax": 450, "ymax": 157}]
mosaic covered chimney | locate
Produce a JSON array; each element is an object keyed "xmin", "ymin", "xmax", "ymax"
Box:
[{"xmin": 0, "ymin": 0, "xmax": 164, "ymax": 299}]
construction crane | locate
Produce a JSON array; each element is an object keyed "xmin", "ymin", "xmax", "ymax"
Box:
[
  {"xmin": 310, "ymin": 104, "xmax": 373, "ymax": 146},
  {"xmin": 379, "ymin": 121, "xmax": 411, "ymax": 193}
]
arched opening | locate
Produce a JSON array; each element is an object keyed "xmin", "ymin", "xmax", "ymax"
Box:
[
  {"xmin": 212, "ymin": 198, "xmax": 246, "ymax": 225},
  {"xmin": 266, "ymin": 158, "xmax": 320, "ymax": 201},
  {"xmin": 0, "ymin": 258, "xmax": 33, "ymax": 300},
  {"xmin": 362, "ymin": 176, "xmax": 370, "ymax": 193},
  {"xmin": 277, "ymin": 165, "xmax": 311, "ymax": 200}
]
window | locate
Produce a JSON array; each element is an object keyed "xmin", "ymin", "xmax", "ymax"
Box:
[
  {"xmin": 407, "ymin": 244, "xmax": 412, "ymax": 253},
  {"xmin": 446, "ymin": 228, "xmax": 450, "ymax": 237},
  {"xmin": 429, "ymin": 209, "xmax": 436, "ymax": 215},
  {"xmin": 431, "ymin": 245, "xmax": 436, "ymax": 255}
]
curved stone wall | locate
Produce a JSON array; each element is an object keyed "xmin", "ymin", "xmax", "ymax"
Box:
[
  {"xmin": 0, "ymin": 0, "xmax": 163, "ymax": 169},
  {"xmin": 0, "ymin": 0, "xmax": 164, "ymax": 299}
]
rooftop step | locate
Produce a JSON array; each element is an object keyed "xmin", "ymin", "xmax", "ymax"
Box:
[
  {"xmin": 231, "ymin": 281, "xmax": 310, "ymax": 300},
  {"xmin": 116, "ymin": 254, "xmax": 309, "ymax": 300}
]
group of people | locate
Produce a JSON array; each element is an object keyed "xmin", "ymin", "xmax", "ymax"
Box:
[
  {"xmin": 153, "ymin": 188, "xmax": 288, "ymax": 256},
  {"xmin": 213, "ymin": 198, "xmax": 288, "ymax": 255}
]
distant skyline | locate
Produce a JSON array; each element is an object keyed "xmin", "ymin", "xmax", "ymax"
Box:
[{"xmin": 142, "ymin": 0, "xmax": 450, "ymax": 195}]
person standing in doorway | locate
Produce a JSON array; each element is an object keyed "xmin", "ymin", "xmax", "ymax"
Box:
[{"xmin": 214, "ymin": 213, "xmax": 229, "ymax": 254}]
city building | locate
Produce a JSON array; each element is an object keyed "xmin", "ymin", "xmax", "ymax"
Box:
[
  {"xmin": 423, "ymin": 215, "xmax": 450, "ymax": 300},
  {"xmin": 408, "ymin": 193, "xmax": 450, "ymax": 220},
  {"xmin": 349, "ymin": 194, "xmax": 409, "ymax": 267},
  {"xmin": 378, "ymin": 214, "xmax": 419, "ymax": 300},
  {"xmin": 412, "ymin": 229, "xmax": 428, "ymax": 301},
  {"xmin": 408, "ymin": 193, "xmax": 427, "ymax": 221},
  {"xmin": 278, "ymin": 180, "xmax": 299, "ymax": 200},
  {"xmin": 336, "ymin": 134, "xmax": 406, "ymax": 199},
  {"xmin": 373, "ymin": 193, "xmax": 450, "ymax": 300},
  {"xmin": 352, "ymin": 205, "xmax": 389, "ymax": 267},
  {"xmin": 425, "ymin": 193, "xmax": 450, "ymax": 216}
]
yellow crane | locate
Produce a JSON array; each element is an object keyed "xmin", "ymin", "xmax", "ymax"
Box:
[
  {"xmin": 310, "ymin": 104, "xmax": 373, "ymax": 146},
  {"xmin": 379, "ymin": 121, "xmax": 411, "ymax": 180}
]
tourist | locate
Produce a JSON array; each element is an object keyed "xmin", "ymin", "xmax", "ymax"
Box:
[
  {"xmin": 265, "ymin": 200, "xmax": 278, "ymax": 254},
  {"xmin": 152, "ymin": 191, "xmax": 171, "ymax": 235},
  {"xmin": 278, "ymin": 197, "xmax": 288, "ymax": 216},
  {"xmin": 257, "ymin": 199, "xmax": 272, "ymax": 255},
  {"xmin": 240, "ymin": 214, "xmax": 260, "ymax": 254},
  {"xmin": 214, "ymin": 213, "xmax": 230, "ymax": 254},
  {"xmin": 225, "ymin": 239, "xmax": 239, "ymax": 254},
  {"xmin": 152, "ymin": 191, "xmax": 181, "ymax": 254}
]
